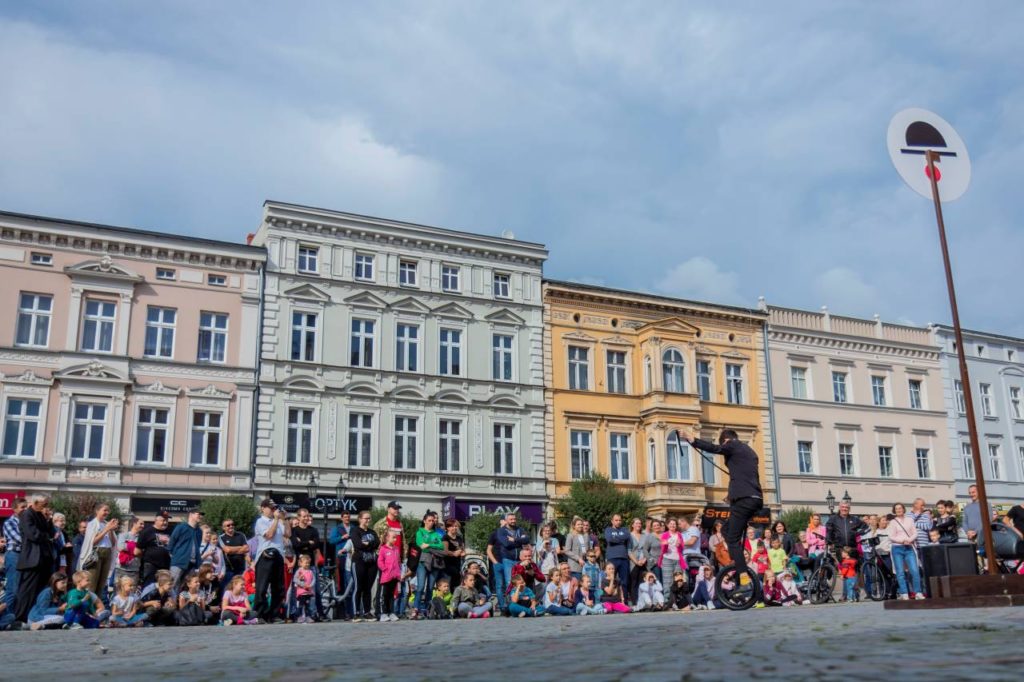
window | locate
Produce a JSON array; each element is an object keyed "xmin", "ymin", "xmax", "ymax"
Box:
[
  {"xmin": 908, "ymin": 380, "xmax": 923, "ymax": 410},
  {"xmin": 135, "ymin": 408, "xmax": 168, "ymax": 464},
  {"xmin": 791, "ymin": 367, "xmax": 807, "ymax": 399},
  {"xmin": 439, "ymin": 329, "xmax": 461, "ymax": 375},
  {"xmin": 438, "ymin": 420, "xmax": 461, "ymax": 472},
  {"xmin": 287, "ymin": 408, "xmax": 313, "ymax": 464},
  {"xmin": 568, "ymin": 346, "xmax": 589, "ymax": 390},
  {"xmin": 1010, "ymin": 387, "xmax": 1022, "ymax": 420},
  {"xmin": 3, "ymin": 399, "xmax": 40, "ymax": 457},
  {"xmin": 797, "ymin": 441, "xmax": 814, "ymax": 474},
  {"xmin": 494, "ymin": 423, "xmax": 514, "ymax": 475},
  {"xmin": 396, "ymin": 324, "xmax": 419, "ymax": 372},
  {"xmin": 156, "ymin": 267, "xmax": 176, "ymax": 281},
  {"xmin": 610, "ymin": 433, "xmax": 630, "ymax": 481},
  {"xmin": 493, "ymin": 273, "xmax": 510, "ymax": 299},
  {"xmin": 441, "ymin": 265, "xmax": 460, "ymax": 292},
  {"xmin": 666, "ymin": 432, "xmax": 690, "ymax": 481},
  {"xmin": 350, "ymin": 319, "xmax": 375, "ymax": 368},
  {"xmin": 977, "ymin": 345, "xmax": 985, "ymax": 358},
  {"xmin": 839, "ymin": 443, "xmax": 855, "ymax": 476},
  {"xmin": 71, "ymin": 403, "xmax": 106, "ymax": 460},
  {"xmin": 954, "ymin": 380, "xmax": 966, "ymax": 415},
  {"xmin": 1008, "ymin": 349, "xmax": 1017, "ymax": 363},
  {"xmin": 16, "ymin": 293, "xmax": 51, "ymax": 347},
  {"xmin": 492, "ymin": 334, "xmax": 513, "ymax": 381},
  {"xmin": 207, "ymin": 274, "xmax": 226, "ymax": 286},
  {"xmin": 606, "ymin": 351, "xmax": 627, "ymax": 394},
  {"xmin": 871, "ymin": 376, "xmax": 887, "ymax": 407},
  {"xmin": 980, "ymin": 383, "xmax": 994, "ymax": 417},
  {"xmin": 348, "ymin": 414, "xmax": 372, "ymax": 467},
  {"xmin": 81, "ymin": 299, "xmax": 116, "ymax": 352},
  {"xmin": 697, "ymin": 360, "xmax": 712, "ymax": 401},
  {"xmin": 144, "ymin": 307, "xmax": 176, "ymax": 359},
  {"xmin": 354, "ymin": 253, "xmax": 374, "ymax": 281},
  {"xmin": 394, "ymin": 416, "xmax": 417, "ymax": 469},
  {"xmin": 297, "ymin": 246, "xmax": 319, "ymax": 274},
  {"xmin": 648, "ymin": 438, "xmax": 657, "ymax": 481},
  {"xmin": 190, "ymin": 411, "xmax": 222, "ymax": 466},
  {"xmin": 198, "ymin": 312, "xmax": 228, "ymax": 363},
  {"xmin": 988, "ymin": 444, "xmax": 1002, "ymax": 480},
  {"xmin": 832, "ymin": 371, "xmax": 848, "ymax": 403},
  {"xmin": 726, "ymin": 364, "xmax": 743, "ymax": 404},
  {"xmin": 1018, "ymin": 447, "xmax": 1024, "ymax": 482},
  {"xmin": 399, "ymin": 260, "xmax": 418, "ymax": 287},
  {"xmin": 663, "ymin": 350, "xmax": 685, "ymax": 393},
  {"xmin": 30, "ymin": 252, "xmax": 52, "ymax": 266},
  {"xmin": 916, "ymin": 448, "xmax": 931, "ymax": 479},
  {"xmin": 570, "ymin": 430, "xmax": 592, "ymax": 479},
  {"xmin": 290, "ymin": 312, "xmax": 318, "ymax": 362},
  {"xmin": 878, "ymin": 446, "xmax": 894, "ymax": 478},
  {"xmin": 961, "ymin": 442, "xmax": 974, "ymax": 479}
]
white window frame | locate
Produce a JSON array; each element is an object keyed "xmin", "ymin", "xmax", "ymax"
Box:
[
  {"xmin": 394, "ymin": 415, "xmax": 419, "ymax": 470},
  {"xmin": 696, "ymin": 359, "xmax": 712, "ymax": 401},
  {"xmin": 908, "ymin": 379, "xmax": 924, "ymax": 410},
  {"xmin": 438, "ymin": 419, "xmax": 462, "ymax": 473},
  {"xmin": 492, "ymin": 272, "xmax": 511, "ymax": 299},
  {"xmin": 871, "ymin": 375, "xmax": 887, "ymax": 407},
  {"xmin": 568, "ymin": 346, "xmax": 590, "ymax": 391},
  {"xmin": 832, "ymin": 371, "xmax": 849, "ymax": 404},
  {"xmin": 954, "ymin": 380, "xmax": 966, "ymax": 415},
  {"xmin": 30, "ymin": 252, "xmax": 53, "ymax": 266},
  {"xmin": 198, "ymin": 311, "xmax": 229, "ymax": 364},
  {"xmin": 878, "ymin": 445, "xmax": 895, "ymax": 478},
  {"xmin": 916, "ymin": 447, "xmax": 931, "ymax": 479},
  {"xmin": 606, "ymin": 350, "xmax": 627, "ymax": 394},
  {"xmin": 494, "ymin": 422, "xmax": 515, "ymax": 476},
  {"xmin": 354, "ymin": 252, "xmax": 375, "ymax": 282},
  {"xmin": 156, "ymin": 267, "xmax": 176, "ymax": 281},
  {"xmin": 70, "ymin": 401, "xmax": 107, "ymax": 460},
  {"xmin": 399, "ymin": 260, "xmax": 418, "ymax": 287},
  {"xmin": 609, "ymin": 432, "xmax": 631, "ymax": 481},
  {"xmin": 134, "ymin": 405, "xmax": 171, "ymax": 465},
  {"xmin": 726, "ymin": 363, "xmax": 744, "ymax": 405},
  {"xmin": 441, "ymin": 265, "xmax": 461, "ymax": 292},
  {"xmin": 16, "ymin": 292, "xmax": 52, "ymax": 349},
  {"xmin": 439, "ymin": 327, "xmax": 462, "ymax": 376},
  {"xmin": 347, "ymin": 412, "xmax": 374, "ymax": 468},
  {"xmin": 791, "ymin": 367, "xmax": 808, "ymax": 399},
  {"xmin": 396, "ymin": 322, "xmax": 420, "ymax": 373},
  {"xmin": 663, "ymin": 349, "xmax": 686, "ymax": 393},
  {"xmin": 988, "ymin": 443, "xmax": 1002, "ymax": 480},
  {"xmin": 297, "ymin": 245, "xmax": 319, "ymax": 274},
  {"xmin": 189, "ymin": 409, "xmax": 224, "ymax": 468},
  {"xmin": 290, "ymin": 310, "xmax": 319, "ymax": 362},
  {"xmin": 207, "ymin": 274, "xmax": 227, "ymax": 287},
  {"xmin": 666, "ymin": 432, "xmax": 691, "ymax": 481},
  {"xmin": 569, "ymin": 429, "xmax": 592, "ymax": 479},
  {"xmin": 797, "ymin": 440, "xmax": 814, "ymax": 474},
  {"xmin": 839, "ymin": 443, "xmax": 855, "ymax": 476},
  {"xmin": 961, "ymin": 442, "xmax": 975, "ymax": 479},
  {"xmin": 980, "ymin": 383, "xmax": 995, "ymax": 417},
  {"xmin": 80, "ymin": 298, "xmax": 117, "ymax": 353},
  {"xmin": 492, "ymin": 333, "xmax": 514, "ymax": 382},
  {"xmin": 2, "ymin": 397, "xmax": 43, "ymax": 459},
  {"xmin": 350, "ymin": 318, "xmax": 376, "ymax": 368},
  {"xmin": 144, "ymin": 306, "xmax": 177, "ymax": 359},
  {"xmin": 286, "ymin": 407, "xmax": 315, "ymax": 464},
  {"xmin": 1009, "ymin": 386, "xmax": 1022, "ymax": 420}
]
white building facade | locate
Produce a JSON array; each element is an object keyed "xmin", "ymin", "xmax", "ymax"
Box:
[{"xmin": 252, "ymin": 202, "xmax": 548, "ymax": 519}]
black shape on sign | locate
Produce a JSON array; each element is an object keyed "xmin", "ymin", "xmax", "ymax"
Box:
[{"xmin": 901, "ymin": 121, "xmax": 956, "ymax": 157}]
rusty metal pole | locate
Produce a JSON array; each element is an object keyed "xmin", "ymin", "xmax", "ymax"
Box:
[{"xmin": 924, "ymin": 150, "xmax": 998, "ymax": 575}]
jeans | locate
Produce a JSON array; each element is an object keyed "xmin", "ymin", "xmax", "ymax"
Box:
[
  {"xmin": 724, "ymin": 496, "xmax": 762, "ymax": 575},
  {"xmin": 112, "ymin": 612, "xmax": 148, "ymax": 627},
  {"xmin": 3, "ymin": 550, "xmax": 20, "ymax": 611},
  {"xmin": 499, "ymin": 559, "xmax": 517, "ymax": 609},
  {"xmin": 64, "ymin": 605, "xmax": 110, "ymax": 629},
  {"xmin": 457, "ymin": 602, "xmax": 493, "ymax": 618},
  {"xmin": 844, "ymin": 577, "xmax": 857, "ymax": 601},
  {"xmin": 692, "ymin": 581, "xmax": 713, "ymax": 607},
  {"xmin": 415, "ymin": 562, "xmax": 442, "ymax": 612},
  {"xmin": 575, "ymin": 602, "xmax": 605, "ymax": 615},
  {"xmin": 544, "ymin": 603, "xmax": 575, "ymax": 616},
  {"xmin": 507, "ymin": 602, "xmax": 536, "ymax": 617},
  {"xmin": 891, "ymin": 545, "xmax": 922, "ymax": 596}
]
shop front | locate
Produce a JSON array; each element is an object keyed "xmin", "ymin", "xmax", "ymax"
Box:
[{"xmin": 441, "ymin": 496, "xmax": 545, "ymax": 526}]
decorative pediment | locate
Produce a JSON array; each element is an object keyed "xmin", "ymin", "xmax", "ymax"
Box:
[
  {"xmin": 488, "ymin": 394, "xmax": 523, "ymax": 409},
  {"xmin": 721, "ymin": 351, "xmax": 750, "ymax": 360},
  {"xmin": 64, "ymin": 256, "xmax": 143, "ymax": 282},
  {"xmin": 600, "ymin": 335, "xmax": 633, "ymax": 347},
  {"xmin": 562, "ymin": 331, "xmax": 597, "ymax": 343},
  {"xmin": 389, "ymin": 296, "xmax": 431, "ymax": 315},
  {"xmin": 484, "ymin": 308, "xmax": 526, "ymax": 326},
  {"xmin": 283, "ymin": 283, "xmax": 331, "ymax": 303},
  {"xmin": 433, "ymin": 302, "xmax": 474, "ymax": 320},
  {"xmin": 2, "ymin": 369, "xmax": 53, "ymax": 386},
  {"xmin": 391, "ymin": 386, "xmax": 427, "ymax": 401},
  {"xmin": 343, "ymin": 291, "xmax": 388, "ymax": 310},
  {"xmin": 694, "ymin": 344, "xmax": 718, "ymax": 355},
  {"xmin": 282, "ymin": 375, "xmax": 324, "ymax": 392},
  {"xmin": 135, "ymin": 380, "xmax": 181, "ymax": 395},
  {"xmin": 344, "ymin": 380, "xmax": 383, "ymax": 397},
  {"xmin": 55, "ymin": 361, "xmax": 127, "ymax": 382},
  {"xmin": 435, "ymin": 389, "xmax": 471, "ymax": 404},
  {"xmin": 186, "ymin": 384, "xmax": 233, "ymax": 400},
  {"xmin": 639, "ymin": 317, "xmax": 701, "ymax": 336}
]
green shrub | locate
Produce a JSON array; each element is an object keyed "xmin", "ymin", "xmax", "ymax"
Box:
[
  {"xmin": 200, "ymin": 494, "xmax": 259, "ymax": 534},
  {"xmin": 779, "ymin": 506, "xmax": 815, "ymax": 534},
  {"xmin": 49, "ymin": 492, "xmax": 124, "ymax": 532},
  {"xmin": 553, "ymin": 473, "xmax": 647, "ymax": 534}
]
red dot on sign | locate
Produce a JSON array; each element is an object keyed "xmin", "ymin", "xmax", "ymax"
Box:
[{"xmin": 925, "ymin": 165, "xmax": 942, "ymax": 181}]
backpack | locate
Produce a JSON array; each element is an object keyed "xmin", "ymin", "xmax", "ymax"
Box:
[{"xmin": 175, "ymin": 601, "xmax": 206, "ymax": 626}]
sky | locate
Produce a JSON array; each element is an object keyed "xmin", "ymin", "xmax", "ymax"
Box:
[{"xmin": 2, "ymin": 2, "xmax": 1022, "ymax": 336}]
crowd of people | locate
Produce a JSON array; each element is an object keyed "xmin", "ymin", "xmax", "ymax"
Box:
[{"xmin": 1, "ymin": 485, "xmax": 1022, "ymax": 630}]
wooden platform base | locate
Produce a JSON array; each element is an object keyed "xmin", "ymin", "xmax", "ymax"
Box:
[{"xmin": 883, "ymin": 574, "xmax": 1024, "ymax": 610}]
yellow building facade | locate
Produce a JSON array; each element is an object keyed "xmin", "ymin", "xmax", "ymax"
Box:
[{"xmin": 544, "ymin": 281, "xmax": 778, "ymax": 518}]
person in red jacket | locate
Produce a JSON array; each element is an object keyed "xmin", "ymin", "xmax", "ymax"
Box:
[{"xmin": 509, "ymin": 547, "xmax": 546, "ymax": 593}]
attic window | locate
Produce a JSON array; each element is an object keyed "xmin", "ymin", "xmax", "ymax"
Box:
[
  {"xmin": 208, "ymin": 274, "xmax": 227, "ymax": 287},
  {"xmin": 30, "ymin": 252, "xmax": 53, "ymax": 266}
]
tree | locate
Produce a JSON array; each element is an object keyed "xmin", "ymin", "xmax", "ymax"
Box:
[
  {"xmin": 49, "ymin": 492, "xmax": 124, "ymax": 532},
  {"xmin": 779, "ymin": 506, "xmax": 815, "ymax": 535},
  {"xmin": 553, "ymin": 473, "xmax": 647, "ymax": 535},
  {"xmin": 463, "ymin": 511, "xmax": 534, "ymax": 554},
  {"xmin": 200, "ymin": 495, "xmax": 259, "ymax": 534}
]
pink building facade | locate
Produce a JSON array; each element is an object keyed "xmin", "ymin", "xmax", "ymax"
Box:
[{"xmin": 0, "ymin": 211, "xmax": 264, "ymax": 514}]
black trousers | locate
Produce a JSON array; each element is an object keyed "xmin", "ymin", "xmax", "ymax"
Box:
[
  {"xmin": 379, "ymin": 579, "xmax": 398, "ymax": 615},
  {"xmin": 353, "ymin": 559, "xmax": 378, "ymax": 616},
  {"xmin": 254, "ymin": 550, "xmax": 284, "ymax": 620},
  {"xmin": 628, "ymin": 563, "xmax": 646, "ymax": 604},
  {"xmin": 15, "ymin": 560, "xmax": 52, "ymax": 622},
  {"xmin": 724, "ymin": 496, "xmax": 762, "ymax": 575}
]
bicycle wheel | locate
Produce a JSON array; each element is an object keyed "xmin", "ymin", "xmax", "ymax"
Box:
[
  {"xmin": 861, "ymin": 562, "xmax": 887, "ymax": 602},
  {"xmin": 714, "ymin": 564, "xmax": 762, "ymax": 611},
  {"xmin": 807, "ymin": 563, "xmax": 837, "ymax": 605}
]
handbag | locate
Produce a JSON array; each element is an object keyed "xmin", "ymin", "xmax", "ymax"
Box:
[{"xmin": 81, "ymin": 549, "xmax": 99, "ymax": 570}]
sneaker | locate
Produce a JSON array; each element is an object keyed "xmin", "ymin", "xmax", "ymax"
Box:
[
  {"xmin": 914, "ymin": 593, "xmax": 927, "ymax": 600},
  {"xmin": 30, "ymin": 622, "xmax": 43, "ymax": 631},
  {"xmin": 481, "ymin": 611, "xmax": 491, "ymax": 618},
  {"xmin": 68, "ymin": 623, "xmax": 84, "ymax": 630},
  {"xmin": 379, "ymin": 614, "xmax": 389, "ymax": 622},
  {"xmin": 222, "ymin": 620, "xmax": 233, "ymax": 627},
  {"xmin": 707, "ymin": 603, "xmax": 716, "ymax": 610},
  {"xmin": 518, "ymin": 611, "xmax": 526, "ymax": 618},
  {"xmin": 388, "ymin": 613, "xmax": 399, "ymax": 622},
  {"xmin": 897, "ymin": 594, "xmax": 909, "ymax": 601},
  {"xmin": 754, "ymin": 602, "xmax": 765, "ymax": 609}
]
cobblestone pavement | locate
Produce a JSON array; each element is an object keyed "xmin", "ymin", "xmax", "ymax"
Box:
[{"xmin": 4, "ymin": 603, "xmax": 1023, "ymax": 681}]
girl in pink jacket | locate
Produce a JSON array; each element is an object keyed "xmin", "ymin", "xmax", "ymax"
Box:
[{"xmin": 377, "ymin": 530, "xmax": 403, "ymax": 621}]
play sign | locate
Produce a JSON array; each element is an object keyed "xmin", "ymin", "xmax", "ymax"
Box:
[{"xmin": 887, "ymin": 108, "xmax": 971, "ymax": 201}]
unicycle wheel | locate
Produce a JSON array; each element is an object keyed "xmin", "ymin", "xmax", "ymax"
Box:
[{"xmin": 714, "ymin": 564, "xmax": 761, "ymax": 611}]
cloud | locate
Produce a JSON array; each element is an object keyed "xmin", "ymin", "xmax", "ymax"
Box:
[
  {"xmin": 813, "ymin": 267, "xmax": 878, "ymax": 317},
  {"xmin": 655, "ymin": 257, "xmax": 744, "ymax": 306}
]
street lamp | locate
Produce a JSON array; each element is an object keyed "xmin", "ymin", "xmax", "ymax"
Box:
[
  {"xmin": 306, "ymin": 471, "xmax": 318, "ymax": 504},
  {"xmin": 826, "ymin": 489, "xmax": 836, "ymax": 514},
  {"xmin": 842, "ymin": 490, "xmax": 852, "ymax": 506}
]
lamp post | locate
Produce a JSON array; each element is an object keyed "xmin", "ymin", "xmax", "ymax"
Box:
[
  {"xmin": 306, "ymin": 471, "xmax": 318, "ymax": 506},
  {"xmin": 826, "ymin": 489, "xmax": 836, "ymax": 515},
  {"xmin": 842, "ymin": 490, "xmax": 852, "ymax": 506}
]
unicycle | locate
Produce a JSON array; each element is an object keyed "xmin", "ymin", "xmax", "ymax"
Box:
[{"xmin": 714, "ymin": 563, "xmax": 762, "ymax": 611}]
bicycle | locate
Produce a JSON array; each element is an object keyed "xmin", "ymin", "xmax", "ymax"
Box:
[
  {"xmin": 804, "ymin": 546, "xmax": 839, "ymax": 605},
  {"xmin": 858, "ymin": 534, "xmax": 895, "ymax": 601}
]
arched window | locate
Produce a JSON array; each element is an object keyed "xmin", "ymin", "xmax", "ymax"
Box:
[
  {"xmin": 666, "ymin": 432, "xmax": 691, "ymax": 481},
  {"xmin": 662, "ymin": 349, "xmax": 685, "ymax": 393},
  {"xmin": 648, "ymin": 438, "xmax": 657, "ymax": 481}
]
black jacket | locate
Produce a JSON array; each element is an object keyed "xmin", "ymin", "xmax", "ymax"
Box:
[
  {"xmin": 16, "ymin": 507, "xmax": 54, "ymax": 571},
  {"xmin": 690, "ymin": 437, "xmax": 763, "ymax": 501},
  {"xmin": 826, "ymin": 514, "xmax": 867, "ymax": 549}
]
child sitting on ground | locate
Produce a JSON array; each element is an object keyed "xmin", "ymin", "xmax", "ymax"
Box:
[
  {"xmin": 221, "ymin": 575, "xmax": 259, "ymax": 625},
  {"xmin": 778, "ymin": 570, "xmax": 805, "ymax": 606},
  {"xmin": 839, "ymin": 547, "xmax": 858, "ymax": 602},
  {"xmin": 176, "ymin": 572, "xmax": 211, "ymax": 625},
  {"xmin": 507, "ymin": 574, "xmax": 538, "ymax": 618},
  {"xmin": 428, "ymin": 578, "xmax": 453, "ymax": 619},
  {"xmin": 65, "ymin": 570, "xmax": 110, "ymax": 629},
  {"xmin": 542, "ymin": 569, "xmax": 575, "ymax": 615},
  {"xmin": 29, "ymin": 572, "xmax": 68, "ymax": 630},
  {"xmin": 139, "ymin": 570, "xmax": 177, "ymax": 626},
  {"xmin": 110, "ymin": 576, "xmax": 148, "ymax": 627},
  {"xmin": 599, "ymin": 563, "xmax": 630, "ymax": 614},
  {"xmin": 196, "ymin": 564, "xmax": 221, "ymax": 621},
  {"xmin": 452, "ymin": 573, "xmax": 492, "ymax": 619},
  {"xmin": 668, "ymin": 570, "xmax": 691, "ymax": 611},
  {"xmin": 574, "ymin": 574, "xmax": 604, "ymax": 615},
  {"xmin": 635, "ymin": 571, "xmax": 665, "ymax": 612},
  {"xmin": 292, "ymin": 554, "xmax": 316, "ymax": 623}
]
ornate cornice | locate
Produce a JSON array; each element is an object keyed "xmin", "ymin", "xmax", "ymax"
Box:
[{"xmin": 769, "ymin": 329, "xmax": 940, "ymax": 361}]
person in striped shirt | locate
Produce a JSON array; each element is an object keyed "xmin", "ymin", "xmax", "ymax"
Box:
[{"xmin": 3, "ymin": 498, "xmax": 28, "ymax": 613}]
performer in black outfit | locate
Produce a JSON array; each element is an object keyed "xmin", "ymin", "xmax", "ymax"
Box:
[{"xmin": 680, "ymin": 428, "xmax": 762, "ymax": 575}]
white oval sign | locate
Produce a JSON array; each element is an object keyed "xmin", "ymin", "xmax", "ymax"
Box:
[{"xmin": 887, "ymin": 108, "xmax": 971, "ymax": 202}]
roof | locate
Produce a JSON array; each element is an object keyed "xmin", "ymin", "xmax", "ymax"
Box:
[
  {"xmin": 543, "ymin": 279, "xmax": 767, "ymax": 318},
  {"xmin": 929, "ymin": 323, "xmax": 1024, "ymax": 345}
]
